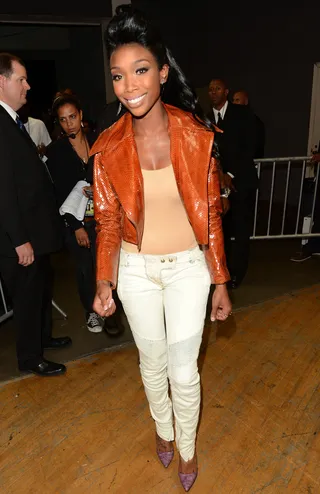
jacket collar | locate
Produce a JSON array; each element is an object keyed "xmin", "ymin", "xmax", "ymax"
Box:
[{"xmin": 90, "ymin": 103, "xmax": 213, "ymax": 157}]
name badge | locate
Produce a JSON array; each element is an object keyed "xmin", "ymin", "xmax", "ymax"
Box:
[{"xmin": 85, "ymin": 199, "xmax": 94, "ymax": 217}]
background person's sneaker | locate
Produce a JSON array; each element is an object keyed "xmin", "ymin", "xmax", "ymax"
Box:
[{"xmin": 86, "ymin": 312, "xmax": 103, "ymax": 333}]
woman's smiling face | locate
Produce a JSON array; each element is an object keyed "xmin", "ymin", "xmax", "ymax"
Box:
[{"xmin": 110, "ymin": 43, "xmax": 168, "ymax": 118}]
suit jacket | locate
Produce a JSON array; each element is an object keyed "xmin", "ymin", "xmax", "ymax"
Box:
[
  {"xmin": 253, "ymin": 112, "xmax": 265, "ymax": 159},
  {"xmin": 90, "ymin": 104, "xmax": 230, "ymax": 287},
  {"xmin": 208, "ymin": 103, "xmax": 258, "ymax": 190},
  {"xmin": 0, "ymin": 105, "xmax": 63, "ymax": 257}
]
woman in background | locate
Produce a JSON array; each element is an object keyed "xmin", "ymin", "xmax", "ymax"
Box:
[{"xmin": 47, "ymin": 93, "xmax": 120, "ymax": 336}]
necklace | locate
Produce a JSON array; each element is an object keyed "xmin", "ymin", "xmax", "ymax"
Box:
[{"xmin": 70, "ymin": 133, "xmax": 89, "ymax": 164}]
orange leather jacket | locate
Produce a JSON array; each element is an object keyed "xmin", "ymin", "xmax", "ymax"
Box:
[{"xmin": 90, "ymin": 104, "xmax": 230, "ymax": 287}]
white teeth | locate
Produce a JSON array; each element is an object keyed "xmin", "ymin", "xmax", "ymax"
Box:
[{"xmin": 127, "ymin": 94, "xmax": 145, "ymax": 104}]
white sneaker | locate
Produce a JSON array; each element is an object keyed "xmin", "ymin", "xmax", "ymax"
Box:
[{"xmin": 86, "ymin": 312, "xmax": 103, "ymax": 333}]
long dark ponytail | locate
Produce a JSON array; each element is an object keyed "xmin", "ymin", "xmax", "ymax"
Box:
[{"xmin": 105, "ymin": 5, "xmax": 218, "ymax": 157}]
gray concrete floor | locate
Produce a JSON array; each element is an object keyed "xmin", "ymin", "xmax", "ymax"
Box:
[{"xmin": 0, "ymin": 239, "xmax": 319, "ymax": 383}]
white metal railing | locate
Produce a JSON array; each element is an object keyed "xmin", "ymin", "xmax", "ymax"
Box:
[
  {"xmin": 0, "ymin": 279, "xmax": 13, "ymax": 323},
  {"xmin": 0, "ymin": 283, "xmax": 67, "ymax": 324},
  {"xmin": 251, "ymin": 156, "xmax": 320, "ymax": 239}
]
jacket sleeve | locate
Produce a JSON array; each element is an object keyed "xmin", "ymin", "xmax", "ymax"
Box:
[
  {"xmin": 93, "ymin": 152, "xmax": 122, "ymax": 288},
  {"xmin": 63, "ymin": 213, "xmax": 84, "ymax": 232},
  {"xmin": 0, "ymin": 130, "xmax": 29, "ymax": 248},
  {"xmin": 204, "ymin": 157, "xmax": 230, "ymax": 285}
]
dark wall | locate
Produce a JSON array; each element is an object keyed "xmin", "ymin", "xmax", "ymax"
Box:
[
  {"xmin": 1, "ymin": 25, "xmax": 106, "ymax": 124},
  {"xmin": 56, "ymin": 26, "xmax": 107, "ymax": 122},
  {"xmin": 132, "ymin": 2, "xmax": 320, "ymax": 157}
]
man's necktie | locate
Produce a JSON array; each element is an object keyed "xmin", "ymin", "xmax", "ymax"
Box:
[
  {"xmin": 16, "ymin": 116, "xmax": 29, "ymax": 137},
  {"xmin": 216, "ymin": 111, "xmax": 223, "ymax": 128}
]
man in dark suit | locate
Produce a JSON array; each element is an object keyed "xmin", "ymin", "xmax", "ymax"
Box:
[
  {"xmin": 232, "ymin": 89, "xmax": 265, "ymax": 159},
  {"xmin": 0, "ymin": 52, "xmax": 71, "ymax": 376},
  {"xmin": 208, "ymin": 78, "xmax": 258, "ymax": 288}
]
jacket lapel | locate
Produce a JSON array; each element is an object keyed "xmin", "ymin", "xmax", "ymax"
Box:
[
  {"xmin": 167, "ymin": 107, "xmax": 214, "ymax": 211},
  {"xmin": 0, "ymin": 105, "xmax": 38, "ymax": 154},
  {"xmin": 91, "ymin": 113, "xmax": 144, "ymax": 233},
  {"xmin": 222, "ymin": 102, "xmax": 231, "ymax": 125}
]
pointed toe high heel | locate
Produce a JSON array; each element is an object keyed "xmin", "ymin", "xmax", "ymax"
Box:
[
  {"xmin": 178, "ymin": 454, "xmax": 198, "ymax": 492},
  {"xmin": 156, "ymin": 433, "xmax": 174, "ymax": 468},
  {"xmin": 157, "ymin": 450, "xmax": 174, "ymax": 468},
  {"xmin": 178, "ymin": 471, "xmax": 198, "ymax": 492}
]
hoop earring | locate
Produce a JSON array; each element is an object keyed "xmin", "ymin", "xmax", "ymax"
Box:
[
  {"xmin": 81, "ymin": 121, "xmax": 84, "ymax": 128},
  {"xmin": 117, "ymin": 102, "xmax": 122, "ymax": 116}
]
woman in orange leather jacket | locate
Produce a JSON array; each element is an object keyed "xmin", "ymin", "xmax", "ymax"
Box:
[{"xmin": 90, "ymin": 5, "xmax": 232, "ymax": 491}]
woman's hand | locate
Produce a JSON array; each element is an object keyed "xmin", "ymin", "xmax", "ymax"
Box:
[
  {"xmin": 223, "ymin": 173, "xmax": 236, "ymax": 192},
  {"xmin": 211, "ymin": 284, "xmax": 232, "ymax": 322},
  {"xmin": 93, "ymin": 280, "xmax": 116, "ymax": 317},
  {"xmin": 221, "ymin": 197, "xmax": 230, "ymax": 216},
  {"xmin": 75, "ymin": 227, "xmax": 90, "ymax": 248},
  {"xmin": 310, "ymin": 153, "xmax": 320, "ymax": 164},
  {"xmin": 37, "ymin": 143, "xmax": 46, "ymax": 158},
  {"xmin": 83, "ymin": 185, "xmax": 93, "ymax": 198}
]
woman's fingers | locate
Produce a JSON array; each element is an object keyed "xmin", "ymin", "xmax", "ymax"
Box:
[
  {"xmin": 93, "ymin": 289, "xmax": 116, "ymax": 317},
  {"xmin": 216, "ymin": 307, "xmax": 233, "ymax": 321},
  {"xmin": 78, "ymin": 235, "xmax": 90, "ymax": 248},
  {"xmin": 102, "ymin": 298, "xmax": 116, "ymax": 317}
]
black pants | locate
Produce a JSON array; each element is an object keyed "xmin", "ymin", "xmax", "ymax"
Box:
[
  {"xmin": 64, "ymin": 220, "xmax": 123, "ymax": 327},
  {"xmin": 64, "ymin": 220, "xmax": 96, "ymax": 314},
  {"xmin": 223, "ymin": 188, "xmax": 256, "ymax": 284},
  {"xmin": 0, "ymin": 254, "xmax": 53, "ymax": 367}
]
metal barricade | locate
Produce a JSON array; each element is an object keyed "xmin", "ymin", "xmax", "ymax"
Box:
[
  {"xmin": 252, "ymin": 156, "xmax": 320, "ymax": 239},
  {"xmin": 0, "ymin": 276, "xmax": 67, "ymax": 324},
  {"xmin": 0, "ymin": 278, "xmax": 13, "ymax": 324}
]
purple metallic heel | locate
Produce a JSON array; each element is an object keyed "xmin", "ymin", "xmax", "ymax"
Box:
[
  {"xmin": 178, "ymin": 471, "xmax": 198, "ymax": 492},
  {"xmin": 178, "ymin": 454, "xmax": 198, "ymax": 492},
  {"xmin": 157, "ymin": 450, "xmax": 174, "ymax": 468},
  {"xmin": 156, "ymin": 433, "xmax": 174, "ymax": 468}
]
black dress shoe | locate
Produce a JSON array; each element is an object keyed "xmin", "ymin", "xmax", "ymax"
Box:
[
  {"xmin": 104, "ymin": 314, "xmax": 125, "ymax": 337},
  {"xmin": 19, "ymin": 359, "xmax": 66, "ymax": 377},
  {"xmin": 43, "ymin": 336, "xmax": 72, "ymax": 349}
]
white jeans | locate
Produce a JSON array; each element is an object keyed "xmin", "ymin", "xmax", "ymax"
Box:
[{"xmin": 117, "ymin": 246, "xmax": 211, "ymax": 461}]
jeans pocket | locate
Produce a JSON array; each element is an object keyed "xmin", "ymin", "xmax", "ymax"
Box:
[{"xmin": 193, "ymin": 256, "xmax": 211, "ymax": 285}]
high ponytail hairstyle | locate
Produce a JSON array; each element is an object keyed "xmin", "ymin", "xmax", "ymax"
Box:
[{"xmin": 105, "ymin": 4, "xmax": 219, "ymax": 158}]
